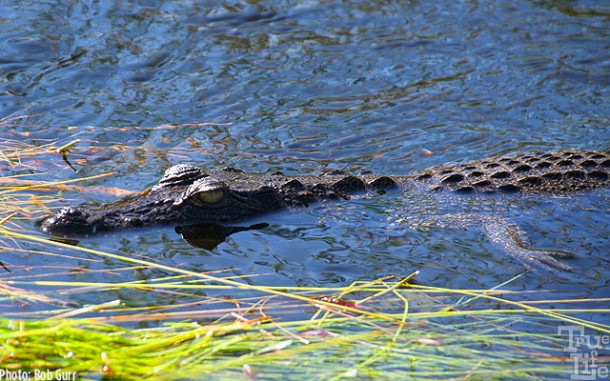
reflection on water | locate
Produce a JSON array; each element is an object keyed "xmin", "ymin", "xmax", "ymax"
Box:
[
  {"xmin": 176, "ymin": 222, "xmax": 269, "ymax": 249},
  {"xmin": 0, "ymin": 0, "xmax": 608, "ymax": 319}
]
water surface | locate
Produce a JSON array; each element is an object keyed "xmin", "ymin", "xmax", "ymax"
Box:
[{"xmin": 1, "ymin": 0, "xmax": 609, "ymax": 329}]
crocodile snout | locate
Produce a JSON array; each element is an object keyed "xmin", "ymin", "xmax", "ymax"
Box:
[{"xmin": 42, "ymin": 207, "xmax": 101, "ymax": 237}]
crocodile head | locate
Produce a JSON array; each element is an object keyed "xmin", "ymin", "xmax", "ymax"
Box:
[{"xmin": 42, "ymin": 165, "xmax": 283, "ymax": 237}]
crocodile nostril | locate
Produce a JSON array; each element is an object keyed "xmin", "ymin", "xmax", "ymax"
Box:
[
  {"xmin": 55, "ymin": 207, "xmax": 90, "ymax": 221},
  {"xmin": 62, "ymin": 207, "xmax": 85, "ymax": 217}
]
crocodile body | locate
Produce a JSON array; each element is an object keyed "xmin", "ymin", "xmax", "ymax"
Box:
[{"xmin": 42, "ymin": 149, "xmax": 609, "ymax": 237}]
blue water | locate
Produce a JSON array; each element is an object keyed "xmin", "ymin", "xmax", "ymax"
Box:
[{"xmin": 1, "ymin": 0, "xmax": 609, "ymax": 330}]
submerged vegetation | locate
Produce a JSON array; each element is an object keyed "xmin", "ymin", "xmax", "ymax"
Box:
[{"xmin": 0, "ymin": 119, "xmax": 608, "ymax": 380}]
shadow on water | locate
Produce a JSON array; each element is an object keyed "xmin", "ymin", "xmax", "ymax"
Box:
[{"xmin": 176, "ymin": 222, "xmax": 269, "ymax": 250}]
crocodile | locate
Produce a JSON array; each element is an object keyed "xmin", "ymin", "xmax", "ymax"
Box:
[{"xmin": 42, "ymin": 149, "xmax": 609, "ymax": 269}]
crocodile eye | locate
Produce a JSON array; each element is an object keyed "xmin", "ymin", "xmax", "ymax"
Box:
[
  {"xmin": 177, "ymin": 178, "xmax": 227, "ymax": 207},
  {"xmin": 197, "ymin": 189, "xmax": 225, "ymax": 204}
]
